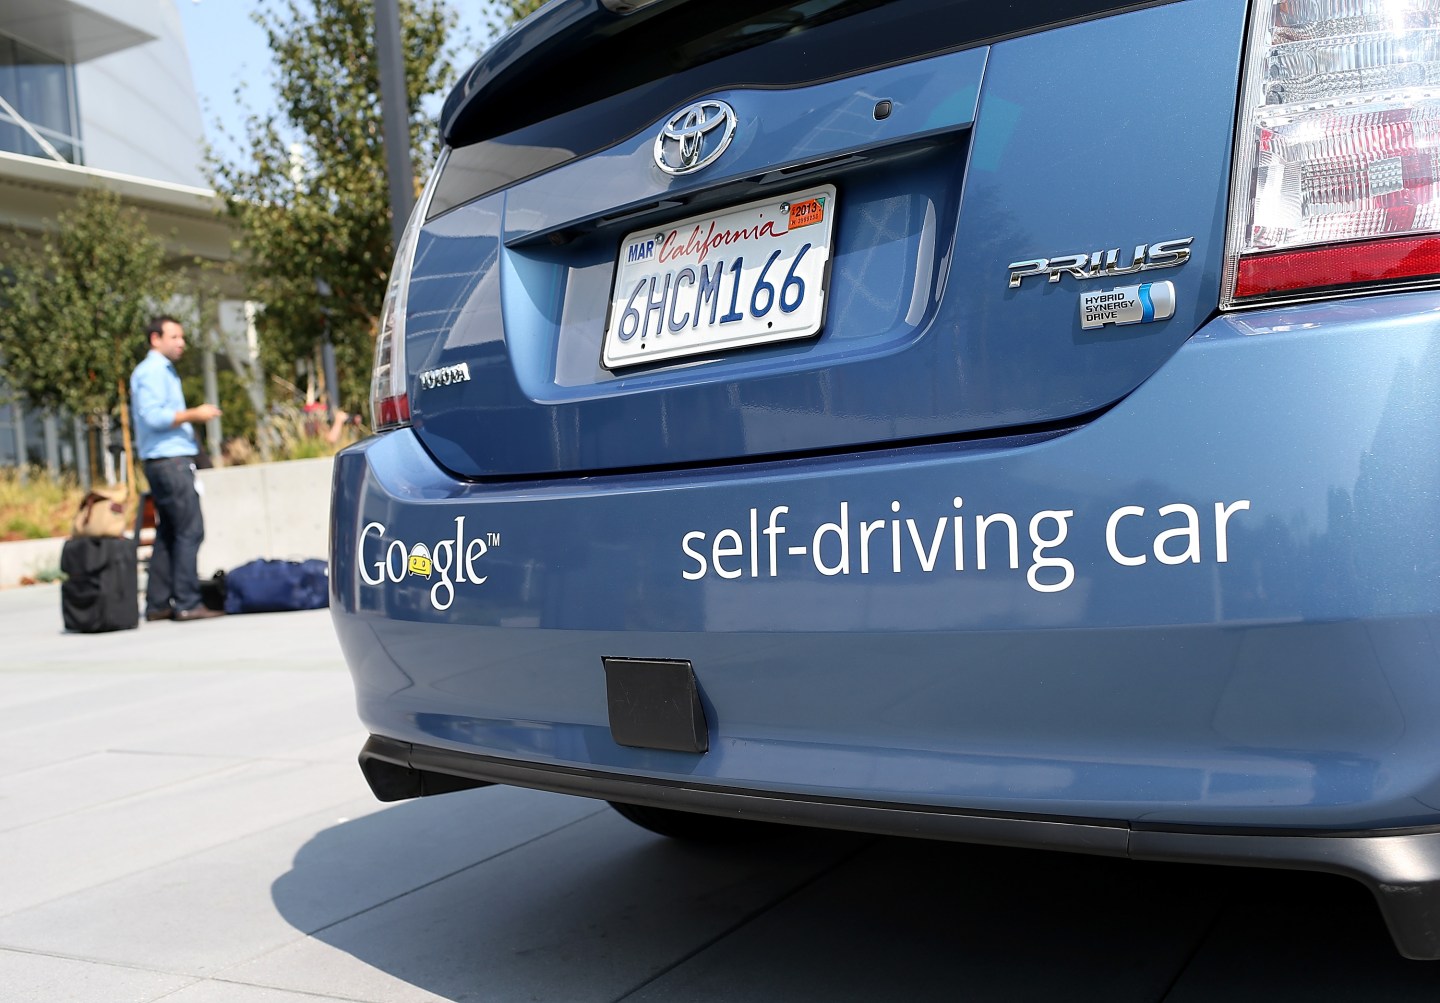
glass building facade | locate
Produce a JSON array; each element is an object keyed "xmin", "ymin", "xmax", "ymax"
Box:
[
  {"xmin": 2, "ymin": 16, "xmax": 83, "ymax": 475},
  {"xmin": 0, "ymin": 400, "xmax": 81, "ymax": 472},
  {"xmin": 0, "ymin": 33, "xmax": 82, "ymax": 164},
  {"xmin": 0, "ymin": 32, "xmax": 81, "ymax": 474}
]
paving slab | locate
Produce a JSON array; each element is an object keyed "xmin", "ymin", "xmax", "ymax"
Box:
[
  {"xmin": 0, "ymin": 670, "xmax": 362, "ymax": 759},
  {"xmin": 222, "ymin": 808, "xmax": 869, "ymax": 1003},
  {"xmin": 159, "ymin": 981, "xmax": 364, "ymax": 1003},
  {"xmin": 0, "ymin": 670, "xmax": 129, "ymax": 711},
  {"xmin": 0, "ymin": 787, "xmax": 599, "ymax": 976},
  {"xmin": 1, "ymin": 583, "xmax": 341, "ymax": 672},
  {"xmin": 0, "ymin": 748, "xmax": 246, "ymax": 832},
  {"xmin": 0, "ymin": 754, "xmax": 366, "ymax": 916},
  {"xmin": 624, "ymin": 837, "xmax": 1222, "ymax": 1003},
  {"xmin": 0, "ymin": 947, "xmax": 192, "ymax": 1003}
]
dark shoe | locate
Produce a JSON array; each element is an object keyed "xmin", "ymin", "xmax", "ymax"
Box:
[
  {"xmin": 145, "ymin": 608, "xmax": 173, "ymax": 622},
  {"xmin": 172, "ymin": 605, "xmax": 226, "ymax": 622}
]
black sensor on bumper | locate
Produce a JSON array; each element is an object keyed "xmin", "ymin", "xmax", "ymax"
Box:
[{"xmin": 602, "ymin": 656, "xmax": 709, "ymax": 754}]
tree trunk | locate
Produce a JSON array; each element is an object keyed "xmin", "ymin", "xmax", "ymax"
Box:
[{"xmin": 117, "ymin": 376, "xmax": 135, "ymax": 497}]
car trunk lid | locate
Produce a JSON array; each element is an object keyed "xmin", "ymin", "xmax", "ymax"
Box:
[{"xmin": 402, "ymin": 0, "xmax": 1247, "ymax": 478}]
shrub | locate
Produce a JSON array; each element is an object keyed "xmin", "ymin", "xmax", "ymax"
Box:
[
  {"xmin": 0, "ymin": 468, "xmax": 88, "ymax": 541},
  {"xmin": 263, "ymin": 404, "xmax": 364, "ymax": 461}
]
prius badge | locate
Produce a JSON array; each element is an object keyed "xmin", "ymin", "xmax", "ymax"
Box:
[
  {"xmin": 1007, "ymin": 237, "xmax": 1193, "ymax": 289},
  {"xmin": 655, "ymin": 100, "xmax": 736, "ymax": 176}
]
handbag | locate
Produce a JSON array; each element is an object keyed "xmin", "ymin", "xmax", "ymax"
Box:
[{"xmin": 71, "ymin": 485, "xmax": 130, "ymax": 538}]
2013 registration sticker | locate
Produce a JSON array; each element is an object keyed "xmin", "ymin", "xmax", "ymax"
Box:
[{"xmin": 602, "ymin": 185, "xmax": 836, "ymax": 369}]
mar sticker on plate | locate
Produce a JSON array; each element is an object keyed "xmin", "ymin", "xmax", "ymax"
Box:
[{"xmin": 602, "ymin": 185, "xmax": 836, "ymax": 369}]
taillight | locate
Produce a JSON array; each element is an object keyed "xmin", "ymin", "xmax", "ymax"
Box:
[
  {"xmin": 1223, "ymin": 0, "xmax": 1440, "ymax": 308},
  {"xmin": 370, "ymin": 147, "xmax": 449, "ymax": 430}
]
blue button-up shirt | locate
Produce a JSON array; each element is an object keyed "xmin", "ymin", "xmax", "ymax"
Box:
[{"xmin": 130, "ymin": 349, "xmax": 198, "ymax": 460}]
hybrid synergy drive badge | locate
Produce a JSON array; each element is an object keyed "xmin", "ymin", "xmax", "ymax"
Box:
[{"xmin": 1080, "ymin": 281, "xmax": 1175, "ymax": 330}]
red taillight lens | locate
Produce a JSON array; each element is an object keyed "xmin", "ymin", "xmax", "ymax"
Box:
[
  {"xmin": 370, "ymin": 147, "xmax": 449, "ymax": 430},
  {"xmin": 374, "ymin": 393, "xmax": 410, "ymax": 429},
  {"xmin": 1224, "ymin": 1, "xmax": 1440, "ymax": 307},
  {"xmin": 1234, "ymin": 235, "xmax": 1440, "ymax": 299}
]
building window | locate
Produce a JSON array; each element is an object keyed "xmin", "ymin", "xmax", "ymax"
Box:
[{"xmin": 0, "ymin": 33, "xmax": 81, "ymax": 165}]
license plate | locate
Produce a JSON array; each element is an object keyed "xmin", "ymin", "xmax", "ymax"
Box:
[{"xmin": 602, "ymin": 185, "xmax": 837, "ymax": 369}]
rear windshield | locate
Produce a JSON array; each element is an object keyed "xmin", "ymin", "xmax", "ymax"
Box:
[{"xmin": 444, "ymin": 0, "xmax": 1178, "ymax": 148}]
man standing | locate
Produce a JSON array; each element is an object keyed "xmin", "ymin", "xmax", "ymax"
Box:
[{"xmin": 130, "ymin": 316, "xmax": 225, "ymax": 622}]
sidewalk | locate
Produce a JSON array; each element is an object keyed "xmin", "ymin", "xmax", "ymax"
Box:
[
  {"xmin": 0, "ymin": 584, "xmax": 397, "ymax": 1000},
  {"xmin": 0, "ymin": 586, "xmax": 861, "ymax": 1002}
]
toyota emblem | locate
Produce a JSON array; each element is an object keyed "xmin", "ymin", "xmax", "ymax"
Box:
[{"xmin": 654, "ymin": 100, "xmax": 737, "ymax": 176}]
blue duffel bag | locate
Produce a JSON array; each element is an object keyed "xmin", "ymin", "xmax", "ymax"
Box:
[{"xmin": 223, "ymin": 558, "xmax": 329, "ymax": 613}]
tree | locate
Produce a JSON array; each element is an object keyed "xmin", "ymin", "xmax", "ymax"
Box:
[
  {"xmin": 0, "ymin": 187, "xmax": 175, "ymax": 484},
  {"xmin": 209, "ymin": 0, "xmax": 456, "ymax": 424}
]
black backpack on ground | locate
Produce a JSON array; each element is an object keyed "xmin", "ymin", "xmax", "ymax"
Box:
[{"xmin": 60, "ymin": 536, "xmax": 139, "ymax": 633}]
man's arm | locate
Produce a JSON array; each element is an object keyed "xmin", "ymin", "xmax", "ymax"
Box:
[{"xmin": 174, "ymin": 403, "xmax": 221, "ymax": 427}]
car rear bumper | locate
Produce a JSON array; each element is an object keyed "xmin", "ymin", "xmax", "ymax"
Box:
[
  {"xmin": 356, "ymin": 732, "xmax": 1440, "ymax": 959},
  {"xmin": 331, "ymin": 294, "xmax": 1440, "ymax": 832}
]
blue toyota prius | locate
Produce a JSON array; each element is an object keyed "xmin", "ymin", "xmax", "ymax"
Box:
[{"xmin": 330, "ymin": 0, "xmax": 1440, "ymax": 959}]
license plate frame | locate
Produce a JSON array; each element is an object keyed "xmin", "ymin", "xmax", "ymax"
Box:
[{"xmin": 602, "ymin": 185, "xmax": 837, "ymax": 369}]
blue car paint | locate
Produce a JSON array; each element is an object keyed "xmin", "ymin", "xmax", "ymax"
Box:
[
  {"xmin": 405, "ymin": 0, "xmax": 1247, "ymax": 478},
  {"xmin": 333, "ymin": 294, "xmax": 1440, "ymax": 829}
]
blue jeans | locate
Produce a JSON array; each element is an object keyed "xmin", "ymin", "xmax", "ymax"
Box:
[{"xmin": 144, "ymin": 457, "xmax": 205, "ymax": 614}]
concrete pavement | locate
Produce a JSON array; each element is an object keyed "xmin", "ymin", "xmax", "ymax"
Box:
[{"xmin": 1, "ymin": 582, "xmax": 1437, "ymax": 1001}]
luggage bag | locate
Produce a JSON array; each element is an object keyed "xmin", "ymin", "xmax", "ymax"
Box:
[
  {"xmin": 223, "ymin": 558, "xmax": 328, "ymax": 613},
  {"xmin": 60, "ymin": 536, "xmax": 139, "ymax": 633}
]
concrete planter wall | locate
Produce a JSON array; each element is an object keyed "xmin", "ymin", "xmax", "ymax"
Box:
[
  {"xmin": 0, "ymin": 537, "xmax": 67, "ymax": 584},
  {"xmin": 193, "ymin": 456, "xmax": 334, "ymax": 577},
  {"xmin": 0, "ymin": 456, "xmax": 334, "ymax": 587}
]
